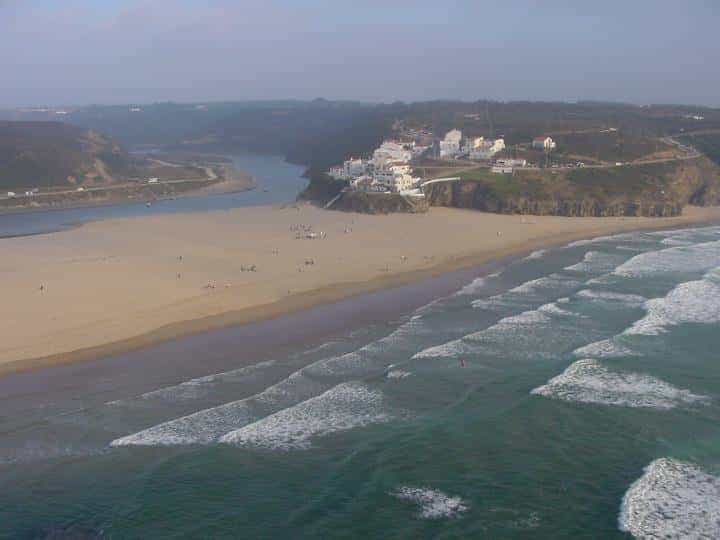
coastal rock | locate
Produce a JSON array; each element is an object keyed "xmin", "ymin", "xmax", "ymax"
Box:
[
  {"xmin": 423, "ymin": 156, "xmax": 720, "ymax": 217},
  {"xmin": 328, "ymin": 191, "xmax": 428, "ymax": 214}
]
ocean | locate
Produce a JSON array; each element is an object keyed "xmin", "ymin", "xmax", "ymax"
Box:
[{"xmin": 1, "ymin": 224, "xmax": 720, "ymax": 539}]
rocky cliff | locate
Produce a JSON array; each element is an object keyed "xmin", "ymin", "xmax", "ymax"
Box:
[
  {"xmin": 424, "ymin": 157, "xmax": 720, "ymax": 217},
  {"xmin": 329, "ymin": 191, "xmax": 429, "ymax": 214}
]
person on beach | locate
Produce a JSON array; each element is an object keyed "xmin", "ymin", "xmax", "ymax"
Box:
[{"xmin": 460, "ymin": 358, "xmax": 466, "ymax": 368}]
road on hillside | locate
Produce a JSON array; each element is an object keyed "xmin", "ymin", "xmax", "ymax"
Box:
[{"xmin": 0, "ymin": 177, "xmax": 216, "ymax": 202}]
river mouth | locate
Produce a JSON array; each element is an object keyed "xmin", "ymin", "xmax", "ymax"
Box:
[{"xmin": 0, "ymin": 152, "xmax": 307, "ymax": 239}]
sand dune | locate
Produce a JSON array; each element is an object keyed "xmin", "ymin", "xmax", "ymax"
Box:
[{"xmin": 1, "ymin": 204, "xmax": 718, "ymax": 374}]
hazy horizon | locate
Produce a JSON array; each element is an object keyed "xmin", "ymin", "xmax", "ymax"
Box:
[{"xmin": 1, "ymin": 0, "xmax": 718, "ymax": 108}]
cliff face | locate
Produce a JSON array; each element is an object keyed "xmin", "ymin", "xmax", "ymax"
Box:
[
  {"xmin": 423, "ymin": 181, "xmax": 683, "ymax": 217},
  {"xmin": 329, "ymin": 191, "xmax": 428, "ymax": 214},
  {"xmin": 424, "ymin": 157, "xmax": 720, "ymax": 217}
]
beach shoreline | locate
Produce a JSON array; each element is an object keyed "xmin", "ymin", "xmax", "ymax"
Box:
[{"xmin": 1, "ymin": 204, "xmax": 719, "ymax": 377}]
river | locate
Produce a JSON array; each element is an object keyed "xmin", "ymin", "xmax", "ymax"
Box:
[{"xmin": 0, "ymin": 153, "xmax": 307, "ymax": 239}]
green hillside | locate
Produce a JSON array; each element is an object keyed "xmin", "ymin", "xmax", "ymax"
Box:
[{"xmin": 0, "ymin": 121, "xmax": 133, "ymax": 190}]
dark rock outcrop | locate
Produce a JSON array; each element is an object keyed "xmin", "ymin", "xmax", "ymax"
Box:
[
  {"xmin": 329, "ymin": 191, "xmax": 428, "ymax": 214},
  {"xmin": 423, "ymin": 181, "xmax": 683, "ymax": 217}
]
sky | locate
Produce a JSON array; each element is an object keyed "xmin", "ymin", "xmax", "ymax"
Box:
[{"xmin": 1, "ymin": 0, "xmax": 718, "ymax": 107}]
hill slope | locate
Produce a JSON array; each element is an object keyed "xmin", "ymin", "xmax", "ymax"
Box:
[
  {"xmin": 0, "ymin": 121, "xmax": 133, "ymax": 190},
  {"xmin": 423, "ymin": 157, "xmax": 720, "ymax": 217}
]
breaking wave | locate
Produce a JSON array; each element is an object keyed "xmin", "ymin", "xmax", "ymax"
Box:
[
  {"xmin": 392, "ymin": 486, "xmax": 468, "ymax": 519},
  {"xmin": 524, "ymin": 249, "xmax": 547, "ymax": 260},
  {"xmin": 625, "ymin": 269, "xmax": 720, "ymax": 336},
  {"xmin": 110, "ymin": 317, "xmax": 427, "ymax": 447},
  {"xmin": 614, "ymin": 240, "xmax": 720, "ymax": 278},
  {"xmin": 574, "ymin": 289, "xmax": 647, "ymax": 308},
  {"xmin": 619, "ymin": 458, "xmax": 720, "ymax": 539},
  {"xmin": 572, "ymin": 338, "xmax": 635, "ymax": 359},
  {"xmin": 531, "ymin": 359, "xmax": 708, "ymax": 410},
  {"xmin": 563, "ymin": 251, "xmax": 623, "ymax": 274},
  {"xmin": 219, "ymin": 382, "xmax": 394, "ymax": 450}
]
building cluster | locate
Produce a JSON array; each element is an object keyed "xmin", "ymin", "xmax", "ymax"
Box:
[
  {"xmin": 6, "ymin": 188, "xmax": 39, "ymax": 198},
  {"xmin": 491, "ymin": 158, "xmax": 528, "ymax": 173},
  {"xmin": 532, "ymin": 136, "xmax": 557, "ymax": 151},
  {"xmin": 328, "ymin": 140, "xmax": 426, "ymax": 193},
  {"xmin": 326, "ymin": 126, "xmax": 562, "ymax": 195},
  {"xmin": 439, "ymin": 129, "xmax": 506, "ymax": 160}
]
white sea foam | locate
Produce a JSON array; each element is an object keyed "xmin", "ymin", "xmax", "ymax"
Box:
[
  {"xmin": 531, "ymin": 359, "xmax": 708, "ymax": 410},
  {"xmin": 219, "ymin": 382, "xmax": 393, "ymax": 450},
  {"xmin": 109, "ymin": 360, "xmax": 277, "ymax": 404},
  {"xmin": 456, "ymin": 272, "xmax": 501, "ymax": 296},
  {"xmin": 614, "ymin": 240, "xmax": 720, "ymax": 278},
  {"xmin": 524, "ymin": 249, "xmax": 547, "ymax": 260},
  {"xmin": 413, "ymin": 338, "xmax": 476, "ymax": 359},
  {"xmin": 457, "ymin": 277, "xmax": 486, "ymax": 296},
  {"xmin": 661, "ymin": 237, "xmax": 694, "ymax": 246},
  {"xmin": 625, "ymin": 273, "xmax": 720, "ymax": 335},
  {"xmin": 649, "ymin": 225, "xmax": 720, "ymax": 245},
  {"xmin": 566, "ymin": 232, "xmax": 640, "ymax": 248},
  {"xmin": 473, "ymin": 274, "xmax": 581, "ymax": 310},
  {"xmin": 392, "ymin": 486, "xmax": 468, "ymax": 519},
  {"xmin": 414, "ymin": 308, "xmax": 552, "ymax": 359},
  {"xmin": 416, "ymin": 301, "xmax": 580, "ymax": 360},
  {"xmin": 615, "ymin": 245, "xmax": 646, "ymax": 252},
  {"xmin": 619, "ymin": 458, "xmax": 720, "ymax": 539},
  {"xmin": 108, "ymin": 371, "xmax": 331, "ymax": 447},
  {"xmin": 110, "ymin": 318, "xmax": 426, "ymax": 447},
  {"xmin": 386, "ymin": 369, "xmax": 411, "ymax": 379},
  {"xmin": 509, "ymin": 274, "xmax": 577, "ymax": 296},
  {"xmin": 572, "ymin": 339, "xmax": 634, "ymax": 359},
  {"xmin": 537, "ymin": 302, "xmax": 581, "ymax": 318},
  {"xmin": 574, "ymin": 289, "xmax": 647, "ymax": 308},
  {"xmin": 564, "ymin": 251, "xmax": 621, "ymax": 273}
]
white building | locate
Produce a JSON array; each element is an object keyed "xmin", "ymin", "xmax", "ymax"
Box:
[
  {"xmin": 495, "ymin": 158, "xmax": 526, "ymax": 167},
  {"xmin": 344, "ymin": 158, "xmax": 366, "ymax": 178},
  {"xmin": 329, "ymin": 157, "xmax": 368, "ymax": 180},
  {"xmin": 439, "ymin": 129, "xmax": 463, "ymax": 158},
  {"xmin": 327, "ymin": 139, "xmax": 419, "ymax": 193},
  {"xmin": 373, "ymin": 168, "xmax": 418, "ymax": 193},
  {"xmin": 532, "ymin": 136, "xmax": 556, "ymax": 151},
  {"xmin": 372, "ymin": 141, "xmax": 413, "ymax": 166},
  {"xmin": 491, "ymin": 165, "xmax": 514, "ymax": 174},
  {"xmin": 469, "ymin": 137, "xmax": 505, "ymax": 160}
]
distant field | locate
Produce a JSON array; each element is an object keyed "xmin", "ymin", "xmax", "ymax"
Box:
[
  {"xmin": 553, "ymin": 131, "xmax": 671, "ymax": 163},
  {"xmin": 453, "ymin": 160, "xmax": 682, "ymax": 203},
  {"xmin": 458, "ymin": 168, "xmax": 548, "ymax": 198},
  {"xmin": 565, "ymin": 161, "xmax": 676, "ymax": 198}
]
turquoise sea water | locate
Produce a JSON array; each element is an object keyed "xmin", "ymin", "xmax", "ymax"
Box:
[{"xmin": 2, "ymin": 225, "xmax": 720, "ymax": 538}]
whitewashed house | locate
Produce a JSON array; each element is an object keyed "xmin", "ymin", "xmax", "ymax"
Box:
[
  {"xmin": 532, "ymin": 136, "xmax": 556, "ymax": 151},
  {"xmin": 439, "ymin": 129, "xmax": 462, "ymax": 158}
]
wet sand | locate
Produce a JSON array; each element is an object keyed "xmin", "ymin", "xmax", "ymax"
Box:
[{"xmin": 1, "ymin": 204, "xmax": 719, "ymax": 376}]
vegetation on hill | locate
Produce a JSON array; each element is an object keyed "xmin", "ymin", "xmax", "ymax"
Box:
[
  {"xmin": 5, "ymin": 100, "xmax": 720, "ymax": 217},
  {"xmin": 0, "ymin": 121, "xmax": 133, "ymax": 189},
  {"xmin": 424, "ymin": 157, "xmax": 720, "ymax": 217},
  {"xmin": 553, "ymin": 131, "xmax": 672, "ymax": 163},
  {"xmin": 679, "ymin": 133, "xmax": 720, "ymax": 166}
]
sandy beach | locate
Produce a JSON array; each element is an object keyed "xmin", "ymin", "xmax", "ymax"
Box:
[{"xmin": 1, "ymin": 204, "xmax": 719, "ymax": 375}]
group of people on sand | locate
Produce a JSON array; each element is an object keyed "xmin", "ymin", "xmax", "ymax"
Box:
[{"xmin": 290, "ymin": 223, "xmax": 329, "ymax": 240}]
